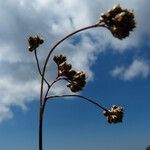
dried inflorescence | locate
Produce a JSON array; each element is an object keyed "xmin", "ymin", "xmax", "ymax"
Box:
[
  {"xmin": 28, "ymin": 35, "xmax": 44, "ymax": 52},
  {"xmin": 103, "ymin": 105, "xmax": 124, "ymax": 124},
  {"xmin": 99, "ymin": 4, "xmax": 136, "ymax": 39},
  {"xmin": 53, "ymin": 54, "xmax": 86, "ymax": 92}
]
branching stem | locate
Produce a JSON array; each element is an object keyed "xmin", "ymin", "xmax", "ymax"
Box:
[
  {"xmin": 40, "ymin": 23, "xmax": 105, "ymax": 107},
  {"xmin": 39, "ymin": 22, "xmax": 107, "ymax": 150},
  {"xmin": 46, "ymin": 94, "xmax": 108, "ymax": 111}
]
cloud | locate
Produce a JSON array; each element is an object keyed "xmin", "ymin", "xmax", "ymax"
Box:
[
  {"xmin": 0, "ymin": 0, "xmax": 150, "ymax": 122},
  {"xmin": 111, "ymin": 59, "xmax": 150, "ymax": 80},
  {"xmin": 0, "ymin": 105, "xmax": 13, "ymax": 123}
]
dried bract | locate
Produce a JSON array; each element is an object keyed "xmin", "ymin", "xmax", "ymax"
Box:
[
  {"xmin": 28, "ymin": 35, "xmax": 44, "ymax": 52},
  {"xmin": 99, "ymin": 4, "xmax": 136, "ymax": 39},
  {"xmin": 103, "ymin": 105, "xmax": 124, "ymax": 124}
]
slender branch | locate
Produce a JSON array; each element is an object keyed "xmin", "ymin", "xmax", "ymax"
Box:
[
  {"xmin": 38, "ymin": 23, "xmax": 107, "ymax": 150},
  {"xmin": 59, "ymin": 77, "xmax": 72, "ymax": 84},
  {"xmin": 46, "ymin": 94, "xmax": 108, "ymax": 111},
  {"xmin": 39, "ymin": 76, "xmax": 62, "ymax": 150},
  {"xmin": 40, "ymin": 23, "xmax": 106, "ymax": 106},
  {"xmin": 34, "ymin": 50, "xmax": 50, "ymax": 87},
  {"xmin": 43, "ymin": 77, "xmax": 61, "ymax": 101}
]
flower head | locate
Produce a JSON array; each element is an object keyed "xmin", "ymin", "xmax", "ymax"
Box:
[
  {"xmin": 28, "ymin": 35, "xmax": 44, "ymax": 52},
  {"xmin": 53, "ymin": 54, "xmax": 66, "ymax": 65},
  {"xmin": 67, "ymin": 71, "xmax": 86, "ymax": 92},
  {"xmin": 100, "ymin": 4, "xmax": 136, "ymax": 39},
  {"xmin": 53, "ymin": 54, "xmax": 86, "ymax": 92},
  {"xmin": 103, "ymin": 105, "xmax": 124, "ymax": 124}
]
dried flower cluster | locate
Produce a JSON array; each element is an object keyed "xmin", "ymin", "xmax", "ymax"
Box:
[
  {"xmin": 103, "ymin": 105, "xmax": 124, "ymax": 124},
  {"xmin": 100, "ymin": 4, "xmax": 136, "ymax": 39},
  {"xmin": 53, "ymin": 54, "xmax": 86, "ymax": 92},
  {"xmin": 28, "ymin": 36, "xmax": 44, "ymax": 52}
]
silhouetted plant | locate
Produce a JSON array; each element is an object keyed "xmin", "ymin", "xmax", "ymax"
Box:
[{"xmin": 28, "ymin": 4, "xmax": 135, "ymax": 150}]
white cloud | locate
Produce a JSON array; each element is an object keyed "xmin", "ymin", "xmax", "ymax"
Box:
[
  {"xmin": 111, "ymin": 66, "xmax": 125, "ymax": 77},
  {"xmin": 0, "ymin": 0, "xmax": 150, "ymax": 122},
  {"xmin": 0, "ymin": 105, "xmax": 13, "ymax": 123},
  {"xmin": 112, "ymin": 59, "xmax": 150, "ymax": 80},
  {"xmin": 0, "ymin": 76, "xmax": 40, "ymax": 121}
]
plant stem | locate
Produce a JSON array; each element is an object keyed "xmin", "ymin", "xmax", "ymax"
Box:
[
  {"xmin": 40, "ymin": 23, "xmax": 104, "ymax": 110},
  {"xmin": 43, "ymin": 77, "xmax": 61, "ymax": 101},
  {"xmin": 39, "ymin": 23, "xmax": 106, "ymax": 150},
  {"xmin": 34, "ymin": 50, "xmax": 50, "ymax": 87},
  {"xmin": 39, "ymin": 77, "xmax": 61, "ymax": 150},
  {"xmin": 39, "ymin": 106, "xmax": 43, "ymax": 150},
  {"xmin": 39, "ymin": 94, "xmax": 49, "ymax": 150},
  {"xmin": 39, "ymin": 93, "xmax": 107, "ymax": 150},
  {"xmin": 46, "ymin": 94, "xmax": 108, "ymax": 111}
]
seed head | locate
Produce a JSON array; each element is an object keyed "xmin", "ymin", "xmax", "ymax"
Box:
[
  {"xmin": 53, "ymin": 54, "xmax": 66, "ymax": 65},
  {"xmin": 103, "ymin": 105, "xmax": 124, "ymax": 124},
  {"xmin": 28, "ymin": 35, "xmax": 44, "ymax": 52},
  {"xmin": 67, "ymin": 71, "xmax": 86, "ymax": 92},
  {"xmin": 99, "ymin": 4, "xmax": 136, "ymax": 39},
  {"xmin": 59, "ymin": 62, "xmax": 72, "ymax": 76},
  {"xmin": 53, "ymin": 54, "xmax": 87, "ymax": 92}
]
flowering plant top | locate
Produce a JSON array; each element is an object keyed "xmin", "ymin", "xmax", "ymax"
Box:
[{"xmin": 27, "ymin": 4, "xmax": 135, "ymax": 150}]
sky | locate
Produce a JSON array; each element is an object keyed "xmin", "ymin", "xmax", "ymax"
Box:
[{"xmin": 0, "ymin": 0, "xmax": 150, "ymax": 150}]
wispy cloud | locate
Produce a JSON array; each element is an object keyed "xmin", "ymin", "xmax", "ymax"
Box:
[
  {"xmin": 0, "ymin": 0, "xmax": 150, "ymax": 122},
  {"xmin": 112, "ymin": 59, "xmax": 150, "ymax": 80}
]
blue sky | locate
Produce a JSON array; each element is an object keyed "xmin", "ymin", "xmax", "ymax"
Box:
[{"xmin": 0, "ymin": 0, "xmax": 150, "ymax": 150}]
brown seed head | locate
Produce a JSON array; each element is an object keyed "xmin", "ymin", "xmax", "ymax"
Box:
[
  {"xmin": 99, "ymin": 4, "xmax": 136, "ymax": 39},
  {"xmin": 53, "ymin": 54, "xmax": 87, "ymax": 92},
  {"xmin": 103, "ymin": 105, "xmax": 124, "ymax": 124},
  {"xmin": 67, "ymin": 71, "xmax": 86, "ymax": 92},
  {"xmin": 28, "ymin": 35, "xmax": 44, "ymax": 52},
  {"xmin": 53, "ymin": 54, "xmax": 66, "ymax": 65}
]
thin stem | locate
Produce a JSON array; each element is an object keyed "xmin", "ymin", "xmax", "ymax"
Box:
[
  {"xmin": 39, "ymin": 107, "xmax": 43, "ymax": 150},
  {"xmin": 44, "ymin": 77, "xmax": 61, "ymax": 101},
  {"xmin": 46, "ymin": 94, "xmax": 108, "ymax": 111},
  {"xmin": 61, "ymin": 77, "xmax": 71, "ymax": 83},
  {"xmin": 39, "ymin": 77, "xmax": 61, "ymax": 150},
  {"xmin": 34, "ymin": 50, "xmax": 50, "ymax": 87},
  {"xmin": 39, "ymin": 22, "xmax": 107, "ymax": 150},
  {"xmin": 40, "ymin": 23, "xmax": 105, "ymax": 107}
]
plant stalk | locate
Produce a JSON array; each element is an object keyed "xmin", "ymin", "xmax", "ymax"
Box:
[
  {"xmin": 46, "ymin": 94, "xmax": 107, "ymax": 111},
  {"xmin": 39, "ymin": 106, "xmax": 43, "ymax": 150},
  {"xmin": 40, "ymin": 23, "xmax": 104, "ymax": 112},
  {"xmin": 39, "ymin": 23, "xmax": 105, "ymax": 150}
]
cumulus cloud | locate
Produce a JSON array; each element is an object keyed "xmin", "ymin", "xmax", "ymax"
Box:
[
  {"xmin": 111, "ymin": 59, "xmax": 150, "ymax": 80},
  {"xmin": 0, "ymin": 0, "xmax": 150, "ymax": 122}
]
